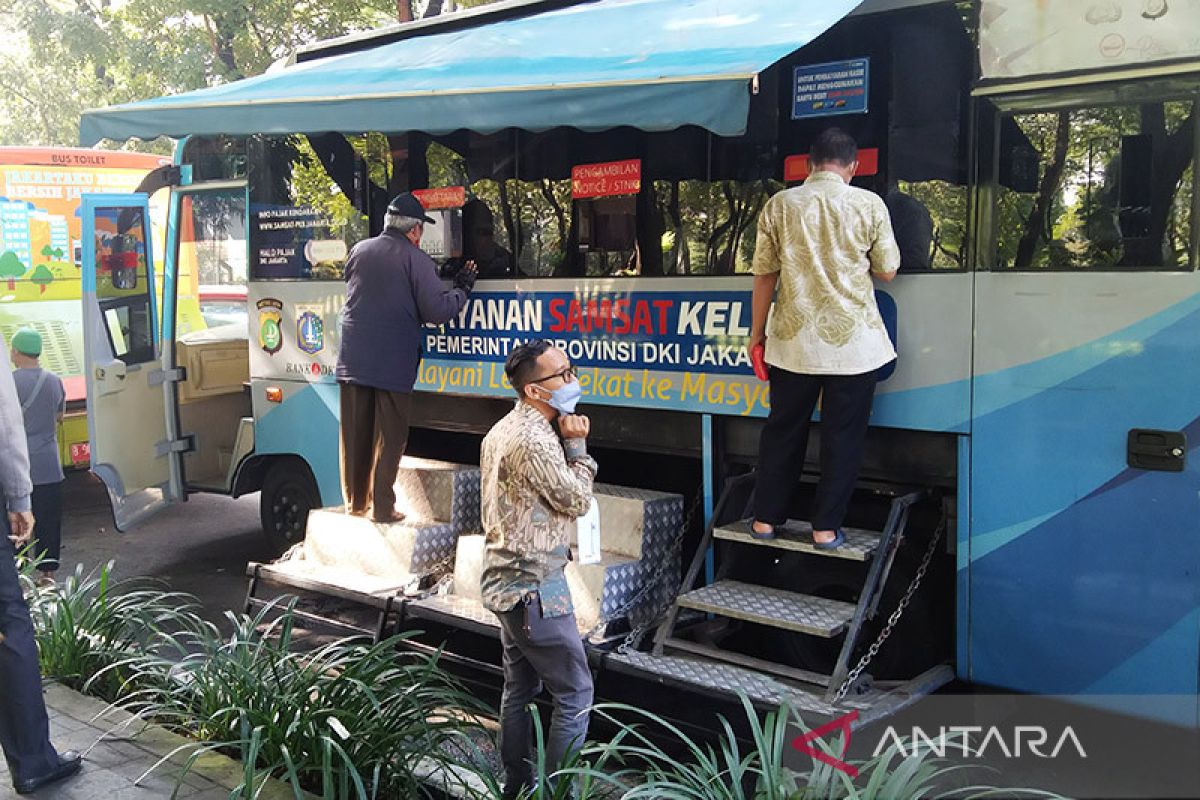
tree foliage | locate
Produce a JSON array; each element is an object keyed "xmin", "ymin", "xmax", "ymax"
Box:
[
  {"xmin": 0, "ymin": 0, "xmax": 503, "ymax": 148},
  {"xmin": 998, "ymin": 101, "xmax": 1195, "ymax": 269}
]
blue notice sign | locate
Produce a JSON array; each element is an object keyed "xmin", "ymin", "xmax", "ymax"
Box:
[{"xmin": 792, "ymin": 58, "xmax": 870, "ymax": 120}]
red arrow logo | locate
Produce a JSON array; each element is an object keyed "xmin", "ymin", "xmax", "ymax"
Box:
[{"xmin": 792, "ymin": 710, "xmax": 860, "ymax": 778}]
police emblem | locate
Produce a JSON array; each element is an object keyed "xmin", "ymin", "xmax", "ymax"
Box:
[
  {"xmin": 256, "ymin": 298, "xmax": 283, "ymax": 355},
  {"xmin": 297, "ymin": 309, "xmax": 324, "ymax": 355}
]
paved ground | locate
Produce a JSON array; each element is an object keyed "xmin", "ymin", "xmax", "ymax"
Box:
[
  {"xmin": 45, "ymin": 470, "xmax": 277, "ymax": 626},
  {"xmin": 0, "ymin": 685, "xmax": 303, "ymax": 799},
  {"xmin": 0, "ymin": 473, "xmax": 302, "ymax": 797}
]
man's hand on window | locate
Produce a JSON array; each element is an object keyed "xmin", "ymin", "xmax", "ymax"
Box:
[{"xmin": 454, "ymin": 260, "xmax": 478, "ymax": 293}]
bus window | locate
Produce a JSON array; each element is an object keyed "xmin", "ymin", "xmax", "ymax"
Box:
[
  {"xmin": 94, "ymin": 207, "xmax": 155, "ymax": 365},
  {"xmin": 895, "ymin": 180, "xmax": 967, "ymax": 270},
  {"xmin": 181, "ymin": 136, "xmax": 248, "ymax": 183},
  {"xmin": 993, "ymin": 100, "xmax": 1195, "ymax": 270},
  {"xmin": 517, "ymin": 129, "xmax": 645, "ymax": 278},
  {"xmin": 422, "ymin": 139, "xmax": 519, "ymax": 278},
  {"xmin": 663, "ymin": 180, "xmax": 779, "ymax": 276},
  {"xmin": 176, "ymin": 189, "xmax": 247, "ymax": 337},
  {"xmin": 183, "ymin": 192, "xmax": 247, "ymax": 287},
  {"xmin": 247, "ymin": 135, "xmax": 369, "ymax": 281},
  {"xmin": 513, "ymin": 178, "xmax": 572, "ymax": 278}
]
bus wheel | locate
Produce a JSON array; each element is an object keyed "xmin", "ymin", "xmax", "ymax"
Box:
[{"xmin": 260, "ymin": 461, "xmax": 319, "ymax": 554}]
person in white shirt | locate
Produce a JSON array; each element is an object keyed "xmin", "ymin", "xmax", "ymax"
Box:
[{"xmin": 747, "ymin": 128, "xmax": 900, "ymax": 550}]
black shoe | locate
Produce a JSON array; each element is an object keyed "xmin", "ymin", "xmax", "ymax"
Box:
[{"xmin": 13, "ymin": 751, "xmax": 82, "ymax": 795}]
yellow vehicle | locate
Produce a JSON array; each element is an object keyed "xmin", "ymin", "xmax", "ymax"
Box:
[{"xmin": 0, "ymin": 146, "xmax": 206, "ymax": 467}]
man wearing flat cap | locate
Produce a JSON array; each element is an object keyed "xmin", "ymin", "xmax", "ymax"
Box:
[{"xmin": 335, "ymin": 193, "xmax": 477, "ymax": 522}]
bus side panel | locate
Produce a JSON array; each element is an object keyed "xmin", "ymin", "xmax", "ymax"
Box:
[
  {"xmin": 247, "ymin": 282, "xmax": 344, "ymax": 506},
  {"xmin": 410, "ymin": 275, "xmax": 975, "ymax": 433},
  {"xmin": 251, "ymin": 379, "xmax": 342, "ymax": 506},
  {"xmin": 969, "ymin": 272, "xmax": 1200, "ymax": 725}
]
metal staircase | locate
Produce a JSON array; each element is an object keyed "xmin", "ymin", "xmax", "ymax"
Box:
[{"xmin": 607, "ymin": 472, "xmax": 954, "ymax": 725}]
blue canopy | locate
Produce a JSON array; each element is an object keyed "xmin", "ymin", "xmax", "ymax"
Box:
[{"xmin": 80, "ymin": 0, "xmax": 863, "ymax": 145}]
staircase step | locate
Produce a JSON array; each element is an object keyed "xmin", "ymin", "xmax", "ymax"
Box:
[
  {"xmin": 407, "ymin": 593, "xmax": 501, "ymax": 636},
  {"xmin": 450, "ymin": 532, "xmax": 646, "ymax": 636},
  {"xmin": 606, "ymin": 650, "xmax": 846, "ymax": 716},
  {"xmin": 591, "ymin": 483, "xmax": 684, "ymax": 561},
  {"xmin": 567, "ymin": 548, "xmax": 641, "ymax": 637},
  {"xmin": 662, "ymin": 637, "xmax": 831, "ymax": 687},
  {"xmin": 675, "ymin": 580, "xmax": 855, "ymax": 637},
  {"xmin": 607, "ymin": 650, "xmax": 956, "ymax": 727},
  {"xmin": 257, "ymin": 558, "xmax": 418, "ymax": 598},
  {"xmin": 714, "ymin": 520, "xmax": 880, "ymax": 561},
  {"xmin": 304, "ymin": 508, "xmax": 458, "ymax": 578},
  {"xmin": 408, "ymin": 592, "xmax": 597, "ymax": 639},
  {"xmin": 394, "ymin": 458, "xmax": 481, "ymax": 530}
]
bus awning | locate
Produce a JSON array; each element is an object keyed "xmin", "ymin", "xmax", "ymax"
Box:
[{"xmin": 79, "ymin": 0, "xmax": 863, "ymax": 145}]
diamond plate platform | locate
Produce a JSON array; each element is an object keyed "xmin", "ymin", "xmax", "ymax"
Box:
[
  {"xmin": 408, "ymin": 593, "xmax": 600, "ymax": 638},
  {"xmin": 715, "ymin": 519, "xmax": 880, "ymax": 562},
  {"xmin": 258, "ymin": 559, "xmax": 418, "ymax": 597},
  {"xmin": 607, "ymin": 650, "xmax": 843, "ymax": 715},
  {"xmin": 449, "ymin": 532, "xmax": 642, "ymax": 634},
  {"xmin": 394, "ymin": 457, "xmax": 481, "ymax": 530},
  {"xmin": 676, "ymin": 580, "xmax": 855, "ymax": 637},
  {"xmin": 591, "ymin": 483, "xmax": 684, "ymax": 561},
  {"xmin": 408, "ymin": 594, "xmax": 500, "ymax": 632},
  {"xmin": 438, "ymin": 482, "xmax": 684, "ymax": 637},
  {"xmin": 304, "ymin": 509, "xmax": 458, "ymax": 578},
  {"xmin": 607, "ymin": 651, "xmax": 956, "ymax": 727}
]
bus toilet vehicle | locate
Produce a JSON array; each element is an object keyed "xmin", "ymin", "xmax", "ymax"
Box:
[
  {"xmin": 0, "ymin": 147, "xmax": 212, "ymax": 470},
  {"xmin": 77, "ymin": 0, "xmax": 1200, "ymax": 734}
]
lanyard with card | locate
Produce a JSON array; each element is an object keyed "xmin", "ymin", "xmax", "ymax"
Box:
[{"xmin": 576, "ymin": 498, "xmax": 601, "ymax": 565}]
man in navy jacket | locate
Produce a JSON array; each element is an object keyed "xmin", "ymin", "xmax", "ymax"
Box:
[{"xmin": 335, "ymin": 193, "xmax": 476, "ymax": 523}]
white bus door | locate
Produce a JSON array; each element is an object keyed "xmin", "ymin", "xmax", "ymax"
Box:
[
  {"xmin": 81, "ymin": 193, "xmax": 185, "ymax": 530},
  {"xmin": 968, "ymin": 96, "xmax": 1200, "ymax": 725}
]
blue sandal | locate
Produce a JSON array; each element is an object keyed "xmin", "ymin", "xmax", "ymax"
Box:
[
  {"xmin": 750, "ymin": 521, "xmax": 777, "ymax": 541},
  {"xmin": 813, "ymin": 529, "xmax": 845, "ymax": 550}
]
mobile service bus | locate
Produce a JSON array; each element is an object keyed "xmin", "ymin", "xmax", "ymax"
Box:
[{"xmin": 75, "ymin": 0, "xmax": 1200, "ymax": 728}]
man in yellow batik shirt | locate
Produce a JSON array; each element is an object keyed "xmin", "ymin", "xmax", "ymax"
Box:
[{"xmin": 747, "ymin": 128, "xmax": 900, "ymax": 550}]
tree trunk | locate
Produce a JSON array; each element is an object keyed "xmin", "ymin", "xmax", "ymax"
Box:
[
  {"xmin": 397, "ymin": 0, "xmax": 413, "ymax": 22},
  {"xmin": 1014, "ymin": 111, "xmax": 1070, "ymax": 269},
  {"xmin": 709, "ymin": 183, "xmax": 740, "ymax": 274},
  {"xmin": 636, "ymin": 182, "xmax": 663, "ymax": 276},
  {"xmin": 497, "ymin": 181, "xmax": 518, "ymax": 263},
  {"xmin": 540, "ymin": 179, "xmax": 567, "ymax": 246},
  {"xmin": 1120, "ymin": 104, "xmax": 1195, "ymax": 267},
  {"xmin": 668, "ymin": 181, "xmax": 688, "ymax": 274},
  {"xmin": 722, "ymin": 184, "xmax": 768, "ymax": 274}
]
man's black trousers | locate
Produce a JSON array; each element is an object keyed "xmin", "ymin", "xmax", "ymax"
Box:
[
  {"xmin": 0, "ymin": 521, "xmax": 60, "ymax": 783},
  {"xmin": 753, "ymin": 365, "xmax": 880, "ymax": 531}
]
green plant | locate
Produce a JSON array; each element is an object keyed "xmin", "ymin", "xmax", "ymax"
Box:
[
  {"xmin": 113, "ymin": 598, "xmax": 492, "ymax": 798},
  {"xmin": 24, "ymin": 561, "xmax": 209, "ymax": 700},
  {"xmin": 481, "ymin": 695, "xmax": 1069, "ymax": 800}
]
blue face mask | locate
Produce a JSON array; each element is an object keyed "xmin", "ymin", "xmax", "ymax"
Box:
[{"xmin": 543, "ymin": 380, "xmax": 582, "ymax": 416}]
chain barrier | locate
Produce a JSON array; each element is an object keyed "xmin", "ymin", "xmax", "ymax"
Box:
[
  {"xmin": 586, "ymin": 483, "xmax": 706, "ymax": 653},
  {"xmin": 831, "ymin": 508, "xmax": 948, "ymax": 703}
]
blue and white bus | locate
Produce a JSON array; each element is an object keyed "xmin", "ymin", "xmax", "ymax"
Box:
[{"xmin": 76, "ymin": 0, "xmax": 1200, "ymax": 727}]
